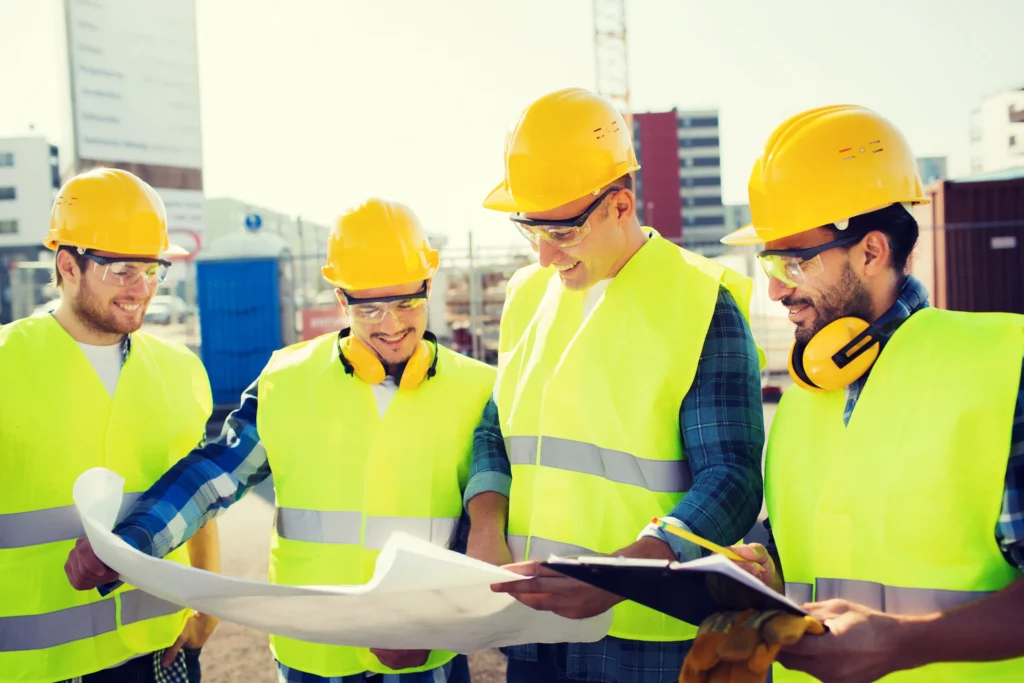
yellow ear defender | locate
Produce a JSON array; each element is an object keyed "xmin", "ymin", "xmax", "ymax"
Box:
[
  {"xmin": 789, "ymin": 281, "xmax": 925, "ymax": 392},
  {"xmin": 338, "ymin": 329, "xmax": 438, "ymax": 390}
]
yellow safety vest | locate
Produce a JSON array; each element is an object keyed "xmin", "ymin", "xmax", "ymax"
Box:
[
  {"xmin": 494, "ymin": 231, "xmax": 759, "ymax": 642},
  {"xmin": 767, "ymin": 307, "xmax": 1024, "ymax": 682},
  {"xmin": 0, "ymin": 314, "xmax": 212, "ymax": 683},
  {"xmin": 257, "ymin": 332, "xmax": 496, "ymax": 678}
]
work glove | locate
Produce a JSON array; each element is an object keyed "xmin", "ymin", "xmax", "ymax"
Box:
[{"xmin": 679, "ymin": 609, "xmax": 825, "ymax": 683}]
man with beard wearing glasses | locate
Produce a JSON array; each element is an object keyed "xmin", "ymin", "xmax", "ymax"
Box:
[
  {"xmin": 65, "ymin": 198, "xmax": 496, "ymax": 683},
  {"xmin": 463, "ymin": 87, "xmax": 767, "ymax": 682},
  {"xmin": 0, "ymin": 167, "xmax": 220, "ymax": 683},
  {"xmin": 702, "ymin": 104, "xmax": 1024, "ymax": 683}
]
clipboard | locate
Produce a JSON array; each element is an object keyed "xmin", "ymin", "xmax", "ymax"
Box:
[{"xmin": 540, "ymin": 554, "xmax": 817, "ymax": 628}]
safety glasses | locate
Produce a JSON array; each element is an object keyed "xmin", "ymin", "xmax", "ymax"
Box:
[
  {"xmin": 340, "ymin": 283, "xmax": 428, "ymax": 322},
  {"xmin": 756, "ymin": 233, "xmax": 864, "ymax": 287},
  {"xmin": 509, "ymin": 186, "xmax": 623, "ymax": 248},
  {"xmin": 80, "ymin": 251, "xmax": 171, "ymax": 287}
]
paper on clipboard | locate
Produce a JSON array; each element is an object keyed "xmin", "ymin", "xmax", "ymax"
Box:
[{"xmin": 542, "ymin": 553, "xmax": 816, "ymax": 628}]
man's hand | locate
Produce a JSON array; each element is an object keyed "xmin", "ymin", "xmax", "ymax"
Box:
[
  {"xmin": 370, "ymin": 648, "xmax": 430, "ymax": 670},
  {"xmin": 730, "ymin": 543, "xmax": 783, "ymax": 594},
  {"xmin": 65, "ymin": 538, "xmax": 119, "ymax": 590},
  {"xmin": 490, "ymin": 561, "xmax": 621, "ymax": 620},
  {"xmin": 161, "ymin": 612, "xmax": 219, "ymax": 668},
  {"xmin": 777, "ymin": 599, "xmax": 911, "ymax": 683}
]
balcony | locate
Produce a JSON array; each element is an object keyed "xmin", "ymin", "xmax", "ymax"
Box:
[{"xmin": 1010, "ymin": 106, "xmax": 1024, "ymax": 123}]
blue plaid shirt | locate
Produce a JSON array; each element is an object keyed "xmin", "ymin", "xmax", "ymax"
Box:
[
  {"xmin": 763, "ymin": 275, "xmax": 1024, "ymax": 571},
  {"xmin": 107, "ymin": 374, "xmax": 467, "ymax": 683},
  {"xmin": 464, "ymin": 285, "xmax": 767, "ymax": 683}
]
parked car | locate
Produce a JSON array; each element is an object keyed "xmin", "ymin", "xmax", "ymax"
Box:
[{"xmin": 144, "ymin": 295, "xmax": 192, "ymax": 325}]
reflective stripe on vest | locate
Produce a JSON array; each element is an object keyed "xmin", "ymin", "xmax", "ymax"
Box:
[
  {"xmin": 508, "ymin": 535, "xmax": 595, "ymax": 562},
  {"xmin": 785, "ymin": 579, "xmax": 994, "ymax": 615},
  {"xmin": 767, "ymin": 307, "xmax": 1024, "ymax": 683},
  {"xmin": 275, "ymin": 509, "xmax": 459, "ymax": 550},
  {"xmin": 505, "ymin": 436, "xmax": 693, "ymax": 494},
  {"xmin": 0, "ymin": 590, "xmax": 182, "ymax": 653},
  {"xmin": 258, "ymin": 334, "xmax": 495, "ymax": 678},
  {"xmin": 0, "ymin": 494, "xmax": 140, "ymax": 549}
]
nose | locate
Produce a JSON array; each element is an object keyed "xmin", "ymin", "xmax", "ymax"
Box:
[
  {"xmin": 767, "ymin": 276, "xmax": 794, "ymax": 302},
  {"xmin": 379, "ymin": 308, "xmax": 402, "ymax": 333},
  {"xmin": 537, "ymin": 240, "xmax": 561, "ymax": 268}
]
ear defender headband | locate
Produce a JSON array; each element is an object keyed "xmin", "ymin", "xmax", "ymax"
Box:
[
  {"xmin": 337, "ymin": 328, "xmax": 439, "ymax": 390},
  {"xmin": 789, "ymin": 282, "xmax": 924, "ymax": 393}
]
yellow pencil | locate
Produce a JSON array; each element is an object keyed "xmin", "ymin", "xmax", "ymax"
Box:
[{"xmin": 651, "ymin": 517, "xmax": 747, "ymax": 563}]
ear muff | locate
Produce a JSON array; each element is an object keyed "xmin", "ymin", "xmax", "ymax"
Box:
[
  {"xmin": 338, "ymin": 329, "xmax": 439, "ymax": 390},
  {"xmin": 789, "ymin": 317, "xmax": 881, "ymax": 392}
]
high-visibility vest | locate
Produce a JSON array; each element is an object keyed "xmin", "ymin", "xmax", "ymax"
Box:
[
  {"xmin": 767, "ymin": 307, "xmax": 1024, "ymax": 682},
  {"xmin": 494, "ymin": 231, "xmax": 759, "ymax": 642},
  {"xmin": 257, "ymin": 332, "xmax": 496, "ymax": 677},
  {"xmin": 0, "ymin": 314, "xmax": 212, "ymax": 683}
]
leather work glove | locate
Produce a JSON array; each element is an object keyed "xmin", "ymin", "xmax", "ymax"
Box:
[{"xmin": 679, "ymin": 609, "xmax": 825, "ymax": 683}]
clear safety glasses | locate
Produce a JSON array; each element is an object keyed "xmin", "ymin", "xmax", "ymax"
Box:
[
  {"xmin": 509, "ymin": 186, "xmax": 623, "ymax": 249},
  {"xmin": 341, "ymin": 284, "xmax": 428, "ymax": 322},
  {"xmin": 80, "ymin": 251, "xmax": 171, "ymax": 287},
  {"xmin": 756, "ymin": 233, "xmax": 865, "ymax": 288}
]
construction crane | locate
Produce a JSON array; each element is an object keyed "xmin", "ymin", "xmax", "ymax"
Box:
[{"xmin": 592, "ymin": 0, "xmax": 631, "ymax": 126}]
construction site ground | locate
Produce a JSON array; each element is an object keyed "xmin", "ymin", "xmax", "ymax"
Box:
[{"xmin": 197, "ymin": 404, "xmax": 778, "ymax": 682}]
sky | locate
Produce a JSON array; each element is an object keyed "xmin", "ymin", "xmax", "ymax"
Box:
[{"xmin": 1, "ymin": 0, "xmax": 1022, "ymax": 250}]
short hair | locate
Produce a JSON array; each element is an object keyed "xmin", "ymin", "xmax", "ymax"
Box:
[
  {"xmin": 612, "ymin": 173, "xmax": 635, "ymax": 192},
  {"xmin": 51, "ymin": 246, "xmax": 89, "ymax": 288},
  {"xmin": 822, "ymin": 203, "xmax": 919, "ymax": 273}
]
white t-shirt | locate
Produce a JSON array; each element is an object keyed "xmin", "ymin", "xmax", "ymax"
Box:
[
  {"xmin": 77, "ymin": 341, "xmax": 123, "ymax": 398},
  {"xmin": 371, "ymin": 377, "xmax": 399, "ymax": 417}
]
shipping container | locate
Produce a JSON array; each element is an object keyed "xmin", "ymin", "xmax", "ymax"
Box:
[{"xmin": 910, "ymin": 167, "xmax": 1024, "ymax": 314}]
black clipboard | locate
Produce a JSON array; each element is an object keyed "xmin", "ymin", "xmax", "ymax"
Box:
[{"xmin": 540, "ymin": 555, "xmax": 814, "ymax": 627}]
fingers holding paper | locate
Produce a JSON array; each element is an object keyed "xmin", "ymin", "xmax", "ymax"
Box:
[
  {"xmin": 729, "ymin": 543, "xmax": 783, "ymax": 594},
  {"xmin": 65, "ymin": 537, "xmax": 120, "ymax": 590},
  {"xmin": 491, "ymin": 561, "xmax": 621, "ymax": 620}
]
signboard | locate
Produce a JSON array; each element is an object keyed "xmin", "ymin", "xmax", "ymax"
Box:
[
  {"xmin": 301, "ymin": 308, "xmax": 348, "ymax": 342},
  {"xmin": 63, "ymin": 0, "xmax": 203, "ymax": 169}
]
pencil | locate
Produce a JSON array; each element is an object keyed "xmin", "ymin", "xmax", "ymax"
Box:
[{"xmin": 651, "ymin": 517, "xmax": 747, "ymax": 563}]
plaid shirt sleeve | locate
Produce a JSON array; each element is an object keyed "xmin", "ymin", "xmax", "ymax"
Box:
[
  {"xmin": 637, "ymin": 286, "xmax": 766, "ymax": 561},
  {"xmin": 111, "ymin": 376, "xmax": 271, "ymax": 560},
  {"xmin": 463, "ymin": 396, "xmax": 510, "ymax": 508},
  {"xmin": 996, "ymin": 355, "xmax": 1024, "ymax": 570}
]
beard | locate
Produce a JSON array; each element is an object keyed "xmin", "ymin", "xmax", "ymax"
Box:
[
  {"xmin": 785, "ymin": 263, "xmax": 874, "ymax": 344},
  {"xmin": 71, "ymin": 279, "xmax": 149, "ymax": 337}
]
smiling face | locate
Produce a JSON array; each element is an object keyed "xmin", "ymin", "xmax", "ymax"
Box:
[
  {"xmin": 58, "ymin": 248, "xmax": 163, "ymax": 337},
  {"xmin": 764, "ymin": 227, "xmax": 875, "ymax": 344},
  {"xmin": 337, "ymin": 279, "xmax": 430, "ymax": 369},
  {"xmin": 518, "ymin": 185, "xmax": 636, "ymax": 291}
]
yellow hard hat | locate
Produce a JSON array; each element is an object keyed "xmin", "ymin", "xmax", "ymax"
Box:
[
  {"xmin": 721, "ymin": 105, "xmax": 930, "ymax": 246},
  {"xmin": 44, "ymin": 167, "xmax": 186, "ymax": 256},
  {"xmin": 483, "ymin": 87, "xmax": 640, "ymax": 213},
  {"xmin": 322, "ymin": 198, "xmax": 440, "ymax": 291}
]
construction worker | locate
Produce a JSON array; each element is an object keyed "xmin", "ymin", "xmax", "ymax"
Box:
[
  {"xmin": 65, "ymin": 198, "xmax": 496, "ymax": 683},
  {"xmin": 464, "ymin": 87, "xmax": 768, "ymax": 682},
  {"xmin": 0, "ymin": 167, "xmax": 220, "ymax": 683},
  {"xmin": 711, "ymin": 104, "xmax": 1024, "ymax": 682}
]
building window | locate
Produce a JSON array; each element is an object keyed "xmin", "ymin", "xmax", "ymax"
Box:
[
  {"xmin": 0, "ymin": 219, "xmax": 17, "ymax": 234},
  {"xmin": 679, "ymin": 156, "xmax": 719, "ymax": 168},
  {"xmin": 678, "ymin": 116, "xmax": 719, "ymax": 129},
  {"xmin": 682, "ymin": 176, "xmax": 721, "ymax": 187},
  {"xmin": 683, "ymin": 196, "xmax": 723, "ymax": 207},
  {"xmin": 684, "ymin": 215, "xmax": 726, "ymax": 227},
  {"xmin": 1012, "ymin": 135, "xmax": 1018, "ymax": 148},
  {"xmin": 0, "ymin": 153, "xmax": 13, "ymax": 167},
  {"xmin": 679, "ymin": 137, "xmax": 719, "ymax": 148},
  {"xmin": 0, "ymin": 187, "xmax": 16, "ymax": 201}
]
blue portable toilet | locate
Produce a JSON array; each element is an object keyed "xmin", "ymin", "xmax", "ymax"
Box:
[{"xmin": 195, "ymin": 232, "xmax": 297, "ymax": 408}]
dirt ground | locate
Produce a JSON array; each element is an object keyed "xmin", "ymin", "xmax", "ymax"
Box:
[
  {"xmin": 196, "ymin": 481, "xmax": 507, "ymax": 683},
  {"xmin": 196, "ymin": 404, "xmax": 779, "ymax": 682}
]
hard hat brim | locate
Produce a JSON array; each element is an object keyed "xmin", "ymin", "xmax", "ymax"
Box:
[
  {"xmin": 482, "ymin": 181, "xmax": 521, "ymax": 212},
  {"xmin": 162, "ymin": 243, "xmax": 190, "ymax": 257},
  {"xmin": 720, "ymin": 223, "xmax": 765, "ymax": 246}
]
